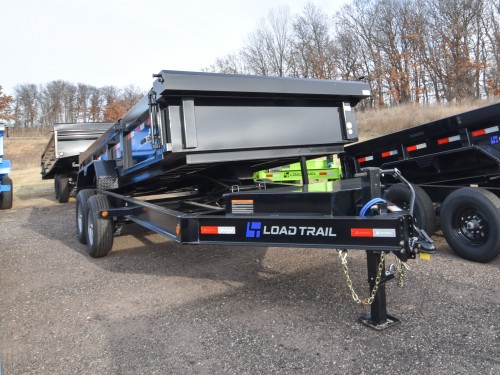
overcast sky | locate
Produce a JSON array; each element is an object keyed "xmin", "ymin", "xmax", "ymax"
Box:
[{"xmin": 0, "ymin": 0, "xmax": 347, "ymax": 96}]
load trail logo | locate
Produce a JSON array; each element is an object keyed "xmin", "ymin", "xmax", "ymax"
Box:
[{"xmin": 246, "ymin": 222, "xmax": 336, "ymax": 238}]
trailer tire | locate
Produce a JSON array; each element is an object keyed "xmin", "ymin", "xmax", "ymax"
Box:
[
  {"xmin": 56, "ymin": 174, "xmax": 70, "ymax": 203},
  {"xmin": 384, "ymin": 183, "xmax": 435, "ymax": 235},
  {"xmin": 76, "ymin": 189, "xmax": 95, "ymax": 244},
  {"xmin": 440, "ymin": 187, "xmax": 500, "ymax": 262},
  {"xmin": 86, "ymin": 194, "xmax": 113, "ymax": 258},
  {"xmin": 54, "ymin": 175, "xmax": 60, "ymax": 201},
  {"xmin": 0, "ymin": 177, "xmax": 13, "ymax": 210}
]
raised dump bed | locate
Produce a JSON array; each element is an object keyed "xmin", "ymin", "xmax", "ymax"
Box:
[
  {"xmin": 77, "ymin": 71, "xmax": 367, "ymax": 195},
  {"xmin": 41, "ymin": 122, "xmax": 113, "ymax": 202}
]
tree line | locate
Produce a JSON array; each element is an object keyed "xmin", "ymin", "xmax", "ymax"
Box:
[
  {"xmin": 0, "ymin": 82, "xmax": 144, "ymax": 129},
  {"xmin": 207, "ymin": 0, "xmax": 500, "ymax": 106},
  {"xmin": 15, "ymin": 82, "xmax": 144, "ymax": 128},
  {"xmin": 2, "ymin": 0, "xmax": 499, "ymax": 129}
]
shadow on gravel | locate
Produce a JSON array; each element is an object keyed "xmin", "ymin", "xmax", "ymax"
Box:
[{"xmin": 20, "ymin": 201, "xmax": 500, "ymax": 374}]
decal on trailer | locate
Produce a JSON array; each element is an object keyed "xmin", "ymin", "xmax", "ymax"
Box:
[
  {"xmin": 245, "ymin": 222, "xmax": 336, "ymax": 238},
  {"xmin": 246, "ymin": 222, "xmax": 262, "ymax": 238}
]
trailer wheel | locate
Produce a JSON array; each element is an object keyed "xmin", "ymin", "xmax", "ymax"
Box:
[
  {"xmin": 76, "ymin": 189, "xmax": 95, "ymax": 244},
  {"xmin": 384, "ymin": 183, "xmax": 435, "ymax": 235},
  {"xmin": 86, "ymin": 194, "xmax": 114, "ymax": 258},
  {"xmin": 56, "ymin": 174, "xmax": 70, "ymax": 203},
  {"xmin": 54, "ymin": 175, "xmax": 60, "ymax": 201},
  {"xmin": 440, "ymin": 187, "xmax": 500, "ymax": 262},
  {"xmin": 0, "ymin": 176, "xmax": 13, "ymax": 210}
]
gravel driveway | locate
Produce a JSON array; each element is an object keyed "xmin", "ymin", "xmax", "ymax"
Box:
[{"xmin": 0, "ymin": 198, "xmax": 499, "ymax": 374}]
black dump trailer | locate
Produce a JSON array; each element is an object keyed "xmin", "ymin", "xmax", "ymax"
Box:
[
  {"xmin": 75, "ymin": 71, "xmax": 434, "ymax": 329},
  {"xmin": 342, "ymin": 102, "xmax": 500, "ymax": 263},
  {"xmin": 41, "ymin": 122, "xmax": 113, "ymax": 202}
]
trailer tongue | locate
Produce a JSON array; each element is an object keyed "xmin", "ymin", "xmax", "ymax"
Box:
[{"xmin": 75, "ymin": 71, "xmax": 434, "ymax": 329}]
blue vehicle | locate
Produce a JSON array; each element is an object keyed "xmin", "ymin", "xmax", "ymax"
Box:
[{"xmin": 0, "ymin": 124, "xmax": 12, "ymax": 209}]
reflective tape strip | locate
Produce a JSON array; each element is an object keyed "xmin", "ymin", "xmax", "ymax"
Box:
[
  {"xmin": 438, "ymin": 135, "xmax": 461, "ymax": 145},
  {"xmin": 351, "ymin": 228, "xmax": 396, "ymax": 238},
  {"xmin": 381, "ymin": 150, "xmax": 398, "ymax": 158},
  {"xmin": 407, "ymin": 143, "xmax": 427, "ymax": 152},
  {"xmin": 472, "ymin": 125, "xmax": 499, "ymax": 137},
  {"xmin": 114, "ymin": 143, "xmax": 120, "ymax": 150},
  {"xmin": 358, "ymin": 156, "xmax": 374, "ymax": 163},
  {"xmin": 200, "ymin": 226, "xmax": 236, "ymax": 235}
]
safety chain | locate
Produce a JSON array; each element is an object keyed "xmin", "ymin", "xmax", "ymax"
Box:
[
  {"xmin": 337, "ymin": 250, "xmax": 385, "ymax": 305},
  {"xmin": 396, "ymin": 259, "xmax": 406, "ymax": 288}
]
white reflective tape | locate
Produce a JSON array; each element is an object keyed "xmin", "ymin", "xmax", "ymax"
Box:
[
  {"xmin": 485, "ymin": 126, "xmax": 499, "ymax": 134},
  {"xmin": 373, "ymin": 229, "xmax": 396, "ymax": 237},
  {"xmin": 218, "ymin": 227, "xmax": 236, "ymax": 235}
]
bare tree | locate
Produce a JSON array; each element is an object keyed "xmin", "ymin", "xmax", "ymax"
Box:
[
  {"xmin": 291, "ymin": 3, "xmax": 337, "ymax": 79},
  {"xmin": 13, "ymin": 84, "xmax": 39, "ymax": 128}
]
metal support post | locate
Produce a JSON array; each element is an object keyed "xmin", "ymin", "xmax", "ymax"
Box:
[
  {"xmin": 359, "ymin": 168, "xmax": 400, "ymax": 330},
  {"xmin": 300, "ymin": 156, "xmax": 309, "ymax": 185}
]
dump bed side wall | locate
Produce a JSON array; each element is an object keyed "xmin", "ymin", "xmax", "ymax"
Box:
[
  {"xmin": 78, "ymin": 71, "xmax": 370, "ymax": 194},
  {"xmin": 342, "ymin": 103, "xmax": 500, "ymax": 186}
]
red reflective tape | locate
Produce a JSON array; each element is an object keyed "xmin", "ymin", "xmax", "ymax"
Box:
[
  {"xmin": 472, "ymin": 129, "xmax": 485, "ymax": 137},
  {"xmin": 437, "ymin": 138, "xmax": 449, "ymax": 145},
  {"xmin": 146, "ymin": 118, "xmax": 151, "ymax": 126},
  {"xmin": 407, "ymin": 143, "xmax": 426, "ymax": 152},
  {"xmin": 381, "ymin": 150, "xmax": 397, "ymax": 158},
  {"xmin": 266, "ymin": 174, "xmax": 273, "ymax": 178},
  {"xmin": 319, "ymin": 171, "xmax": 327, "ymax": 175},
  {"xmin": 351, "ymin": 228, "xmax": 373, "ymax": 237},
  {"xmin": 438, "ymin": 135, "xmax": 460, "ymax": 145},
  {"xmin": 407, "ymin": 145, "xmax": 417, "ymax": 152},
  {"xmin": 358, "ymin": 156, "xmax": 373, "ymax": 163},
  {"xmin": 200, "ymin": 226, "xmax": 218, "ymax": 235},
  {"xmin": 472, "ymin": 126, "xmax": 499, "ymax": 137}
]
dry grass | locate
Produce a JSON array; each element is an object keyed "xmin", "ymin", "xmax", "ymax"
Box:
[
  {"xmin": 356, "ymin": 99, "xmax": 500, "ymax": 140},
  {"xmin": 3, "ymin": 136, "xmax": 51, "ymax": 170},
  {"xmin": 2, "ymin": 135, "xmax": 55, "ymax": 208},
  {"xmin": 2, "ymin": 99, "xmax": 498, "ymax": 208}
]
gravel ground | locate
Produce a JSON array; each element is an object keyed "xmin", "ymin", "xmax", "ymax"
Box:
[{"xmin": 0, "ymin": 197, "xmax": 499, "ymax": 375}]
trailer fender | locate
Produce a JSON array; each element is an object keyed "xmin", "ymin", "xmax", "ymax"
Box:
[
  {"xmin": 77, "ymin": 160, "xmax": 118, "ymax": 191},
  {"xmin": 384, "ymin": 183, "xmax": 436, "ymax": 235}
]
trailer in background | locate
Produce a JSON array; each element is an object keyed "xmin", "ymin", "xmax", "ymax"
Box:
[
  {"xmin": 41, "ymin": 122, "xmax": 113, "ymax": 202},
  {"xmin": 253, "ymin": 158, "xmax": 342, "ymax": 184},
  {"xmin": 0, "ymin": 124, "xmax": 12, "ymax": 209},
  {"xmin": 341, "ymin": 102, "xmax": 500, "ymax": 263}
]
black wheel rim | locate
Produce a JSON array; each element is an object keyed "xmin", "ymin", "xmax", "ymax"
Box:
[{"xmin": 452, "ymin": 207, "xmax": 489, "ymax": 247}]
